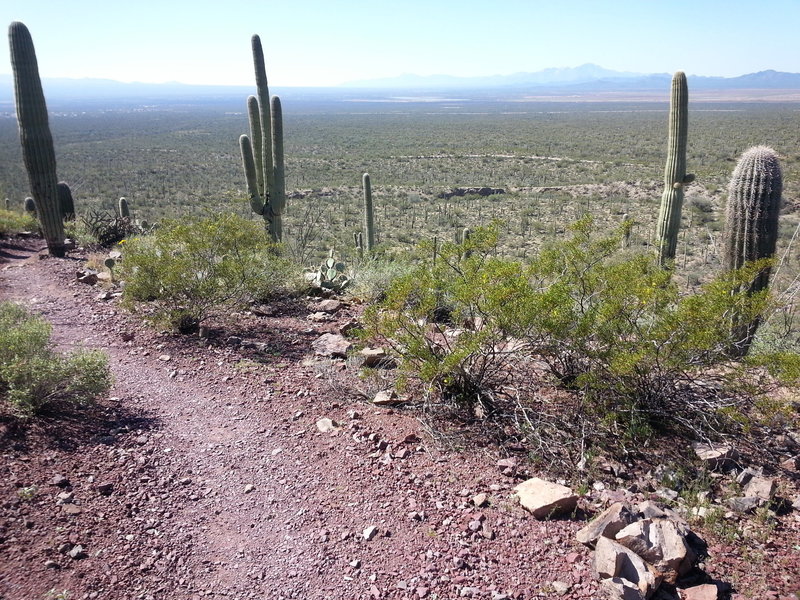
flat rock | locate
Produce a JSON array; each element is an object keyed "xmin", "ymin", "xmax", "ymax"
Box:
[
  {"xmin": 576, "ymin": 502, "xmax": 635, "ymax": 546},
  {"xmin": 743, "ymin": 476, "xmax": 775, "ymax": 501},
  {"xmin": 373, "ymin": 390, "xmax": 400, "ymax": 406},
  {"xmin": 363, "ymin": 526, "xmax": 378, "ymax": 540},
  {"xmin": 727, "ymin": 496, "xmax": 759, "ymax": 514},
  {"xmin": 780, "ymin": 456, "xmax": 799, "ymax": 471},
  {"xmin": 514, "ymin": 477, "xmax": 578, "ymax": 519},
  {"xmin": 680, "ymin": 583, "xmax": 719, "ymax": 600},
  {"xmin": 311, "ymin": 333, "xmax": 352, "ymax": 358},
  {"xmin": 315, "ymin": 299, "xmax": 342, "ymax": 313},
  {"xmin": 691, "ymin": 442, "xmax": 738, "ymax": 470},
  {"xmin": 316, "ymin": 417, "xmax": 340, "ymax": 433},
  {"xmin": 594, "ymin": 537, "xmax": 662, "ymax": 598},
  {"xmin": 360, "ymin": 347, "xmax": 395, "ymax": 367}
]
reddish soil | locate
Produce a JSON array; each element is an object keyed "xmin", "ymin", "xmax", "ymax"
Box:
[{"xmin": 1, "ymin": 237, "xmax": 799, "ymax": 600}]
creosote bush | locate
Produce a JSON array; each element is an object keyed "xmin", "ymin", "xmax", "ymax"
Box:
[
  {"xmin": 0, "ymin": 301, "xmax": 110, "ymax": 415},
  {"xmin": 366, "ymin": 218, "xmax": 799, "ymax": 442},
  {"xmin": 119, "ymin": 212, "xmax": 294, "ymax": 333},
  {"xmin": 0, "ymin": 208, "xmax": 38, "ymax": 236}
]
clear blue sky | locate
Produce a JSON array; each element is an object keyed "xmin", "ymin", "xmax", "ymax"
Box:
[{"xmin": 2, "ymin": 0, "xmax": 798, "ymax": 86}]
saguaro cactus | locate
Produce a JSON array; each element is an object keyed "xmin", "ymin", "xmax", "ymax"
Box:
[
  {"xmin": 655, "ymin": 71, "xmax": 694, "ymax": 266},
  {"xmin": 723, "ymin": 146, "xmax": 783, "ymax": 356},
  {"xmin": 9, "ymin": 21, "xmax": 65, "ymax": 256},
  {"xmin": 238, "ymin": 34, "xmax": 285, "ymax": 243},
  {"xmin": 362, "ymin": 173, "xmax": 375, "ymax": 251}
]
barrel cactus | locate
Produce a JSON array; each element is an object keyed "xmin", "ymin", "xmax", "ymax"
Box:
[
  {"xmin": 362, "ymin": 173, "xmax": 375, "ymax": 251},
  {"xmin": 9, "ymin": 22, "xmax": 65, "ymax": 256},
  {"xmin": 655, "ymin": 72, "xmax": 694, "ymax": 266},
  {"xmin": 57, "ymin": 182, "xmax": 75, "ymax": 221},
  {"xmin": 119, "ymin": 197, "xmax": 130, "ymax": 219},
  {"xmin": 723, "ymin": 146, "xmax": 783, "ymax": 356},
  {"xmin": 238, "ymin": 34, "xmax": 286, "ymax": 243},
  {"xmin": 24, "ymin": 196, "xmax": 36, "ymax": 215}
]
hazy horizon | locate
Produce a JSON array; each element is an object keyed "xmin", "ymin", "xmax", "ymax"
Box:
[{"xmin": 2, "ymin": 0, "xmax": 799, "ymax": 88}]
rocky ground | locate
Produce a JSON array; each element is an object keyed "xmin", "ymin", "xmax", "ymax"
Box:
[{"xmin": 1, "ymin": 237, "xmax": 799, "ymax": 600}]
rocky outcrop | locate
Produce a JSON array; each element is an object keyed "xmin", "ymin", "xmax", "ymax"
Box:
[
  {"xmin": 581, "ymin": 500, "xmax": 706, "ymax": 599},
  {"xmin": 437, "ymin": 187, "xmax": 506, "ymax": 200}
]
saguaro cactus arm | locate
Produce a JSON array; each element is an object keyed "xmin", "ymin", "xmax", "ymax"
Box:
[
  {"xmin": 9, "ymin": 21, "xmax": 65, "ymax": 257},
  {"xmin": 655, "ymin": 71, "xmax": 692, "ymax": 266},
  {"xmin": 239, "ymin": 134, "xmax": 265, "ymax": 216}
]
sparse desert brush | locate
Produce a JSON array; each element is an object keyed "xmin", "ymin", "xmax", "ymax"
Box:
[
  {"xmin": 0, "ymin": 301, "xmax": 110, "ymax": 415},
  {"xmin": 366, "ymin": 217, "xmax": 800, "ymax": 443},
  {"xmin": 0, "ymin": 208, "xmax": 38, "ymax": 236},
  {"xmin": 119, "ymin": 212, "xmax": 294, "ymax": 333}
]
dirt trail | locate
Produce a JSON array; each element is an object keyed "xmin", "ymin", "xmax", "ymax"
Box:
[{"xmin": 0, "ymin": 240, "xmax": 596, "ymax": 600}]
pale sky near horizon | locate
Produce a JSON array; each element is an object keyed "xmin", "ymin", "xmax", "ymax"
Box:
[{"xmin": 1, "ymin": 0, "xmax": 798, "ymax": 87}]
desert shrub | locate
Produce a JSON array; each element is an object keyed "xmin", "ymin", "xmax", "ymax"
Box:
[
  {"xmin": 0, "ymin": 302, "xmax": 111, "ymax": 415},
  {"xmin": 365, "ymin": 224, "xmax": 532, "ymax": 408},
  {"xmin": 119, "ymin": 212, "xmax": 294, "ymax": 333},
  {"xmin": 80, "ymin": 210, "xmax": 141, "ymax": 247},
  {"xmin": 0, "ymin": 209, "xmax": 38, "ymax": 236},
  {"xmin": 366, "ymin": 218, "xmax": 799, "ymax": 440},
  {"xmin": 348, "ymin": 255, "xmax": 416, "ymax": 302}
]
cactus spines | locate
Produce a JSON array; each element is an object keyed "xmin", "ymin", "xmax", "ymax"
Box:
[
  {"xmin": 238, "ymin": 34, "xmax": 285, "ymax": 243},
  {"xmin": 118, "ymin": 197, "xmax": 130, "ymax": 219},
  {"xmin": 9, "ymin": 22, "xmax": 65, "ymax": 256},
  {"xmin": 655, "ymin": 71, "xmax": 693, "ymax": 266},
  {"xmin": 24, "ymin": 196, "xmax": 36, "ymax": 215},
  {"xmin": 362, "ymin": 173, "xmax": 375, "ymax": 251},
  {"xmin": 723, "ymin": 146, "xmax": 783, "ymax": 356},
  {"xmin": 57, "ymin": 182, "xmax": 75, "ymax": 221}
]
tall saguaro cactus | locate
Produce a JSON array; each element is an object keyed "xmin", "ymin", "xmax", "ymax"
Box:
[
  {"xmin": 655, "ymin": 71, "xmax": 693, "ymax": 266},
  {"xmin": 723, "ymin": 146, "xmax": 783, "ymax": 356},
  {"xmin": 9, "ymin": 21, "xmax": 65, "ymax": 256},
  {"xmin": 362, "ymin": 173, "xmax": 375, "ymax": 251},
  {"xmin": 238, "ymin": 34, "xmax": 285, "ymax": 243}
]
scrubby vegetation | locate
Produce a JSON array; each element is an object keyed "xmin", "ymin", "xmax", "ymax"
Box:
[
  {"xmin": 119, "ymin": 212, "xmax": 296, "ymax": 333},
  {"xmin": 0, "ymin": 301, "xmax": 111, "ymax": 415},
  {"xmin": 365, "ymin": 219, "xmax": 800, "ymax": 451}
]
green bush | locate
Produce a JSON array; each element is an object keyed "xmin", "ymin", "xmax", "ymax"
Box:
[
  {"xmin": 0, "ymin": 209, "xmax": 38, "ymax": 237},
  {"xmin": 366, "ymin": 218, "xmax": 799, "ymax": 440},
  {"xmin": 119, "ymin": 212, "xmax": 295, "ymax": 333},
  {"xmin": 0, "ymin": 302, "xmax": 111, "ymax": 415}
]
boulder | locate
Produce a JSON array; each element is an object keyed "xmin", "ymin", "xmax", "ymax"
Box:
[
  {"xmin": 576, "ymin": 502, "xmax": 636, "ymax": 546},
  {"xmin": 315, "ymin": 299, "xmax": 342, "ymax": 313},
  {"xmin": 311, "ymin": 333, "xmax": 352, "ymax": 358},
  {"xmin": 594, "ymin": 537, "xmax": 662, "ymax": 598},
  {"xmin": 615, "ymin": 519, "xmax": 695, "ymax": 584},
  {"xmin": 598, "ymin": 577, "xmax": 647, "ymax": 600},
  {"xmin": 514, "ymin": 477, "xmax": 578, "ymax": 519},
  {"xmin": 742, "ymin": 476, "xmax": 775, "ymax": 502}
]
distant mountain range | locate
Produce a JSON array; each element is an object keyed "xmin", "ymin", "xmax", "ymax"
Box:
[
  {"xmin": 341, "ymin": 64, "xmax": 800, "ymax": 91},
  {"xmin": 2, "ymin": 65, "xmax": 800, "ymax": 106}
]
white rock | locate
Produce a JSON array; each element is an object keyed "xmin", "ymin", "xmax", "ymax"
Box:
[
  {"xmin": 576, "ymin": 502, "xmax": 635, "ymax": 546},
  {"xmin": 691, "ymin": 442, "xmax": 738, "ymax": 470},
  {"xmin": 594, "ymin": 537, "xmax": 662, "ymax": 598},
  {"xmin": 363, "ymin": 526, "xmax": 378, "ymax": 540},
  {"xmin": 514, "ymin": 477, "xmax": 578, "ymax": 519},
  {"xmin": 315, "ymin": 418, "xmax": 340, "ymax": 433},
  {"xmin": 372, "ymin": 390, "xmax": 400, "ymax": 406}
]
